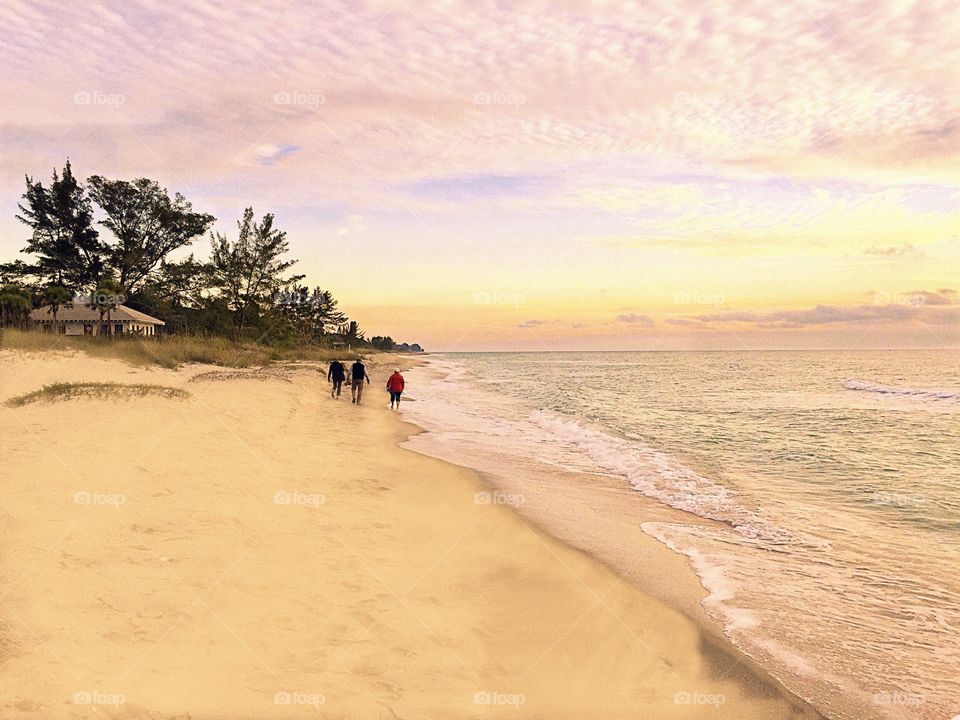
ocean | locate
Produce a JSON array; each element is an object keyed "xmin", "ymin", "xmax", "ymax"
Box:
[{"xmin": 400, "ymin": 350, "xmax": 960, "ymax": 720}]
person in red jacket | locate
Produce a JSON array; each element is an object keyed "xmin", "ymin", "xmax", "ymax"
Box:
[{"xmin": 386, "ymin": 368, "xmax": 405, "ymax": 410}]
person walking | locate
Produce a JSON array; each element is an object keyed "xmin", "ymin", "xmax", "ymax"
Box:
[
  {"xmin": 386, "ymin": 368, "xmax": 405, "ymax": 410},
  {"xmin": 351, "ymin": 357, "xmax": 370, "ymax": 404},
  {"xmin": 327, "ymin": 358, "xmax": 346, "ymax": 398}
]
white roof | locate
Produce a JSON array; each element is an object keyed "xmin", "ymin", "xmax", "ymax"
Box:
[{"xmin": 31, "ymin": 304, "xmax": 165, "ymax": 325}]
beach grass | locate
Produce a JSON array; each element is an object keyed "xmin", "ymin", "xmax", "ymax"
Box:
[
  {"xmin": 4, "ymin": 381, "xmax": 191, "ymax": 407},
  {"xmin": 0, "ymin": 328, "xmax": 351, "ymax": 369}
]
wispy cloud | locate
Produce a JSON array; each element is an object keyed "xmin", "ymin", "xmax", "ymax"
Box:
[
  {"xmin": 2, "ymin": 1, "xmax": 959, "ymax": 349},
  {"xmin": 691, "ymin": 291, "xmax": 960, "ymax": 327},
  {"xmin": 616, "ymin": 313, "xmax": 655, "ymax": 327},
  {"xmin": 255, "ymin": 144, "xmax": 299, "ymax": 166}
]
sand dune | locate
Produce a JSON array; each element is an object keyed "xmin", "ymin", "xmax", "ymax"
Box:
[{"xmin": 0, "ymin": 352, "xmax": 821, "ymax": 719}]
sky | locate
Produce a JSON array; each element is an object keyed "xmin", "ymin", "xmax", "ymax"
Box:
[{"xmin": 1, "ymin": 0, "xmax": 959, "ymax": 350}]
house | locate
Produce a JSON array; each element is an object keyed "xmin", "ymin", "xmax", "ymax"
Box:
[{"xmin": 30, "ymin": 303, "xmax": 165, "ymax": 336}]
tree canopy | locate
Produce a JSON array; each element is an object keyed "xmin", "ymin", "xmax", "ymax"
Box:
[
  {"xmin": 88, "ymin": 176, "xmax": 215, "ymax": 296},
  {"xmin": 15, "ymin": 160, "xmax": 103, "ymax": 288},
  {"xmin": 1, "ymin": 160, "xmax": 424, "ymax": 350}
]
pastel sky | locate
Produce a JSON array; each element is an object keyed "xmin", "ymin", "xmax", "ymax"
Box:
[{"xmin": 1, "ymin": 0, "xmax": 959, "ymax": 350}]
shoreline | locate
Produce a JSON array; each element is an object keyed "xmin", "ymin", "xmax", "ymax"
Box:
[
  {"xmin": 397, "ymin": 355, "xmax": 861, "ymax": 720},
  {"xmin": 1, "ymin": 349, "xmax": 824, "ymax": 718}
]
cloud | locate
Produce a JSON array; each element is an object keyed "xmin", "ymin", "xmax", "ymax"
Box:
[
  {"xmin": 616, "ymin": 313, "xmax": 655, "ymax": 327},
  {"xmin": 255, "ymin": 144, "xmax": 299, "ymax": 165},
  {"xmin": 4, "ymin": 0, "xmax": 960, "ymax": 199},
  {"xmin": 404, "ymin": 174, "xmax": 535, "ymax": 202},
  {"xmin": 908, "ymin": 289, "xmax": 957, "ymax": 305},
  {"xmin": 517, "ymin": 319, "xmax": 551, "ymax": 328},
  {"xmin": 1, "ymin": 0, "xmax": 959, "ymax": 351},
  {"xmin": 863, "ymin": 244, "xmax": 918, "ymax": 256},
  {"xmin": 693, "ymin": 293, "xmax": 960, "ymax": 327},
  {"xmin": 335, "ymin": 213, "xmax": 366, "ymax": 236}
]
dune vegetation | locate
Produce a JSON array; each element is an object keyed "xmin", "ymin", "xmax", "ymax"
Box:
[{"xmin": 4, "ymin": 381, "xmax": 190, "ymax": 407}]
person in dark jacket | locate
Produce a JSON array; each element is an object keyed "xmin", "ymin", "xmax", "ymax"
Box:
[
  {"xmin": 351, "ymin": 357, "xmax": 370, "ymax": 404},
  {"xmin": 386, "ymin": 368, "xmax": 405, "ymax": 410},
  {"xmin": 327, "ymin": 359, "xmax": 346, "ymax": 398}
]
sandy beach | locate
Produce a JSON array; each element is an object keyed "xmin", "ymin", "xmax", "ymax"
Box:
[{"xmin": 0, "ymin": 350, "xmax": 823, "ymax": 719}]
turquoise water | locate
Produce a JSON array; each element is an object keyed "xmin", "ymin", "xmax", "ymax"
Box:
[{"xmin": 404, "ymin": 350, "xmax": 960, "ymax": 720}]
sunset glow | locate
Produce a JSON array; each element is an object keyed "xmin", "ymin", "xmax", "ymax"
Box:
[{"xmin": 2, "ymin": 0, "xmax": 958, "ymax": 349}]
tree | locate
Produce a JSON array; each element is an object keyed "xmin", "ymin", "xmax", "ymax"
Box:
[
  {"xmin": 370, "ymin": 336, "xmax": 395, "ymax": 350},
  {"xmin": 88, "ymin": 176, "xmax": 215, "ymax": 296},
  {"xmin": 86, "ymin": 277, "xmax": 123, "ymax": 337},
  {"xmin": 275, "ymin": 284, "xmax": 347, "ymax": 340},
  {"xmin": 340, "ymin": 320, "xmax": 364, "ymax": 342},
  {"xmin": 41, "ymin": 284, "xmax": 73, "ymax": 328},
  {"xmin": 142, "ymin": 255, "xmax": 213, "ymax": 307},
  {"xmin": 15, "ymin": 160, "xmax": 103, "ymax": 290},
  {"xmin": 209, "ymin": 208, "xmax": 303, "ymax": 335},
  {"xmin": 306, "ymin": 288, "xmax": 347, "ymax": 336},
  {"xmin": 0, "ymin": 284, "xmax": 32, "ymax": 328},
  {"xmin": 0, "ymin": 260, "xmax": 34, "ymax": 284}
]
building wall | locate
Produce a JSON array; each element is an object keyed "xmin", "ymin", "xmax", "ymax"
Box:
[{"xmin": 37, "ymin": 321, "xmax": 160, "ymax": 336}]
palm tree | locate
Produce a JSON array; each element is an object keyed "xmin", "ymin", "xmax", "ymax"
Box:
[
  {"xmin": 86, "ymin": 278, "xmax": 123, "ymax": 337},
  {"xmin": 42, "ymin": 284, "xmax": 73, "ymax": 332},
  {"xmin": 0, "ymin": 284, "xmax": 32, "ymax": 328}
]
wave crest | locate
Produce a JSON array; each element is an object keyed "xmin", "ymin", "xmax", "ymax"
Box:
[{"xmin": 844, "ymin": 379, "xmax": 960, "ymax": 402}]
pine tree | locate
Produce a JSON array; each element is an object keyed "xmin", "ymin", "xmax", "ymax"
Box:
[{"xmin": 15, "ymin": 160, "xmax": 103, "ymax": 290}]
